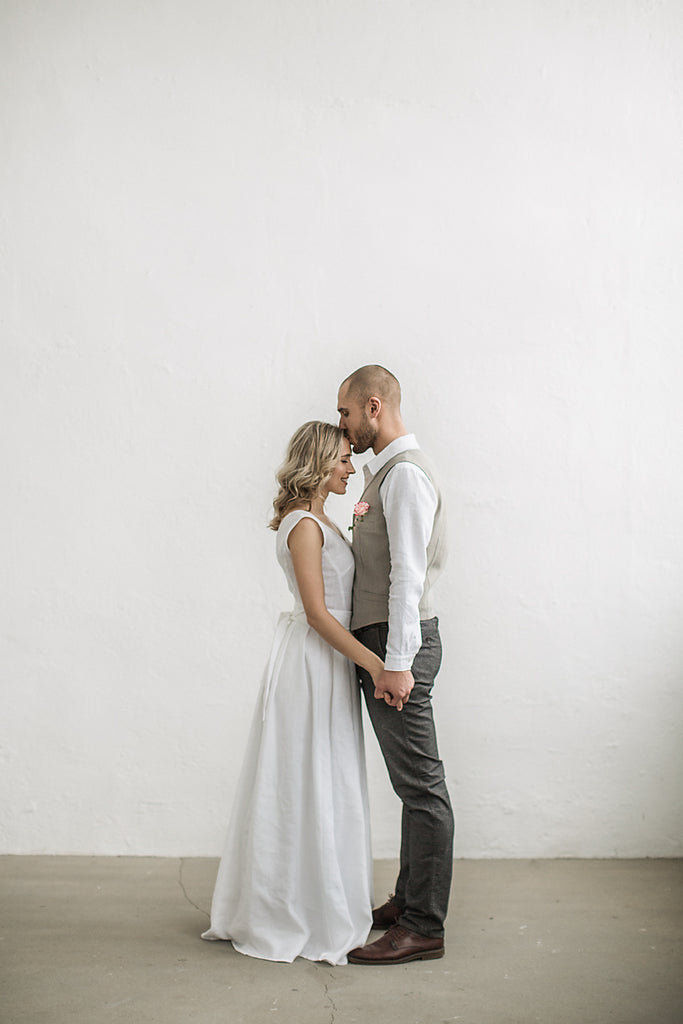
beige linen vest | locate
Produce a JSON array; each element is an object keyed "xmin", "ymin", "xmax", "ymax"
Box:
[{"xmin": 350, "ymin": 449, "xmax": 447, "ymax": 630}]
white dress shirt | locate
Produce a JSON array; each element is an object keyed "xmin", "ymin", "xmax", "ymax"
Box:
[{"xmin": 363, "ymin": 434, "xmax": 438, "ymax": 672}]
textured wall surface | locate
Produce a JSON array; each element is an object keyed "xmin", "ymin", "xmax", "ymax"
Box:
[{"xmin": 2, "ymin": 0, "xmax": 682, "ymax": 857}]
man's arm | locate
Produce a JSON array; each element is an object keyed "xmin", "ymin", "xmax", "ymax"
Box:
[{"xmin": 374, "ymin": 462, "xmax": 437, "ymax": 708}]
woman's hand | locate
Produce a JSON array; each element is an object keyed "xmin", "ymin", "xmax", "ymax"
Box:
[{"xmin": 373, "ymin": 668, "xmax": 414, "ymax": 712}]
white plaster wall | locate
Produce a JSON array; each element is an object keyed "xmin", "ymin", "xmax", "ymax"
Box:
[{"xmin": 2, "ymin": 1, "xmax": 682, "ymax": 858}]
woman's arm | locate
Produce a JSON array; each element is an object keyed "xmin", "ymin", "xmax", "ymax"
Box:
[{"xmin": 288, "ymin": 518, "xmax": 384, "ymax": 685}]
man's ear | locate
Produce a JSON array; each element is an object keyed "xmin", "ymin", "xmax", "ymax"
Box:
[{"xmin": 368, "ymin": 396, "xmax": 381, "ymax": 419}]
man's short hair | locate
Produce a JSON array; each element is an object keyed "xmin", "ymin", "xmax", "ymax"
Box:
[{"xmin": 342, "ymin": 365, "xmax": 401, "ymax": 409}]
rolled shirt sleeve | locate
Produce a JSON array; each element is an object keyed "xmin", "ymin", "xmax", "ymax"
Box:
[{"xmin": 379, "ymin": 462, "xmax": 438, "ymax": 671}]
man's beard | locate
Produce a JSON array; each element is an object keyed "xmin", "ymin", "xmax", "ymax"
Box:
[{"xmin": 350, "ymin": 413, "xmax": 377, "ymax": 454}]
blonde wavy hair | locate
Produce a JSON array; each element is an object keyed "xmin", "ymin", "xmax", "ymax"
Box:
[{"xmin": 269, "ymin": 421, "xmax": 344, "ymax": 531}]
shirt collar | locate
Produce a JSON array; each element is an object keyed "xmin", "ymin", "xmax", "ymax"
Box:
[{"xmin": 363, "ymin": 433, "xmax": 420, "ymax": 482}]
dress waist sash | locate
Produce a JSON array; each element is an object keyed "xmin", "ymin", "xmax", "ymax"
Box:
[{"xmin": 261, "ymin": 607, "xmax": 351, "ymax": 720}]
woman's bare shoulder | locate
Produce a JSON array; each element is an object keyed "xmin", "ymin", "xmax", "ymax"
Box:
[{"xmin": 282, "ymin": 510, "xmax": 324, "ymax": 550}]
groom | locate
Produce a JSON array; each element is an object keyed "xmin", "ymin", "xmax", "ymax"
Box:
[{"xmin": 337, "ymin": 365, "xmax": 454, "ymax": 965}]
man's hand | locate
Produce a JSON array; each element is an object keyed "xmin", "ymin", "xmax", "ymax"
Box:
[{"xmin": 374, "ymin": 669, "xmax": 415, "ymax": 711}]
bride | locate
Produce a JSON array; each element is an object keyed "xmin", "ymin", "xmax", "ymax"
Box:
[{"xmin": 201, "ymin": 421, "xmax": 383, "ymax": 965}]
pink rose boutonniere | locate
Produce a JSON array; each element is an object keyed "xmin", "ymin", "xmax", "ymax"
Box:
[{"xmin": 348, "ymin": 501, "xmax": 370, "ymax": 532}]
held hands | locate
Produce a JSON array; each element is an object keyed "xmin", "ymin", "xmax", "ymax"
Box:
[{"xmin": 374, "ymin": 668, "xmax": 415, "ymax": 713}]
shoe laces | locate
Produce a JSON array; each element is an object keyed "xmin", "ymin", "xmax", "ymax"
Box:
[{"xmin": 387, "ymin": 924, "xmax": 409, "ymax": 948}]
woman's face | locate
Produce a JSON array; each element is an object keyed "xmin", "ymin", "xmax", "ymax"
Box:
[{"xmin": 325, "ymin": 437, "xmax": 356, "ymax": 496}]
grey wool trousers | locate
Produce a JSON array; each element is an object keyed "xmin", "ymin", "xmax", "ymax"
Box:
[{"xmin": 353, "ymin": 617, "xmax": 454, "ymax": 938}]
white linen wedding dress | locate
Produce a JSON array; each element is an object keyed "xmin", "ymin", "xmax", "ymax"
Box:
[{"xmin": 201, "ymin": 510, "xmax": 373, "ymax": 965}]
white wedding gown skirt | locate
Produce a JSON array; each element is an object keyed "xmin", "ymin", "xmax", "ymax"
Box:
[{"xmin": 202, "ymin": 511, "xmax": 373, "ymax": 965}]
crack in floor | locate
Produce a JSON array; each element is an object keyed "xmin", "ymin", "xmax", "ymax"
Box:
[
  {"xmin": 323, "ymin": 980, "xmax": 337, "ymax": 1024},
  {"xmin": 178, "ymin": 858, "xmax": 210, "ymax": 919}
]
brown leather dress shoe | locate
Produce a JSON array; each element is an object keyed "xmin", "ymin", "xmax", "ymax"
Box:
[
  {"xmin": 371, "ymin": 894, "xmax": 404, "ymax": 929},
  {"xmin": 348, "ymin": 925, "xmax": 445, "ymax": 965}
]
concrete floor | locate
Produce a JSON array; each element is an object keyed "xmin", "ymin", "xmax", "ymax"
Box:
[{"xmin": 1, "ymin": 858, "xmax": 681, "ymax": 1024}]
